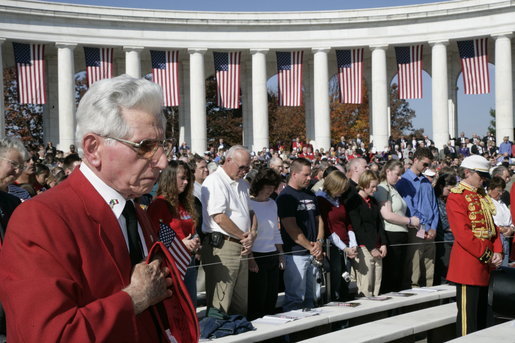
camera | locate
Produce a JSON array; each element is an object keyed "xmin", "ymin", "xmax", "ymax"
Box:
[{"xmin": 342, "ymin": 271, "xmax": 351, "ymax": 283}]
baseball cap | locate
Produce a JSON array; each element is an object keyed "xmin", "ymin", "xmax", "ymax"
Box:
[
  {"xmin": 422, "ymin": 169, "xmax": 436, "ymax": 177},
  {"xmin": 460, "ymin": 155, "xmax": 491, "ymax": 178}
]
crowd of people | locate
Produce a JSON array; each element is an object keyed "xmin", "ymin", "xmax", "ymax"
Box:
[{"xmin": 0, "ymin": 75, "xmax": 513, "ymax": 341}]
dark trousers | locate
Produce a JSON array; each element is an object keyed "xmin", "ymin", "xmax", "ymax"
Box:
[
  {"xmin": 248, "ymin": 251, "xmax": 280, "ymax": 320},
  {"xmin": 455, "ymin": 283, "xmax": 489, "ymax": 337},
  {"xmin": 381, "ymin": 231, "xmax": 408, "ymax": 293},
  {"xmin": 329, "ymin": 245, "xmax": 351, "ymax": 301},
  {"xmin": 434, "ymin": 241, "xmax": 453, "ymax": 285}
]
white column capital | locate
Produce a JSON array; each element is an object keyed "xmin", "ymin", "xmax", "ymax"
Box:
[
  {"xmin": 188, "ymin": 48, "xmax": 208, "ymax": 55},
  {"xmin": 491, "ymin": 32, "xmax": 514, "ymax": 39},
  {"xmin": 55, "ymin": 42, "xmax": 77, "ymax": 49},
  {"xmin": 123, "ymin": 46, "xmax": 144, "ymax": 52},
  {"xmin": 311, "ymin": 47, "xmax": 331, "ymax": 54},
  {"xmin": 369, "ymin": 44, "xmax": 388, "ymax": 51},
  {"xmin": 250, "ymin": 48, "xmax": 269, "ymax": 55},
  {"xmin": 428, "ymin": 39, "xmax": 449, "ymax": 47}
]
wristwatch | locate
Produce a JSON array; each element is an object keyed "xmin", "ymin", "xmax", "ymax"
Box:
[{"xmin": 316, "ymin": 239, "xmax": 325, "ymax": 245}]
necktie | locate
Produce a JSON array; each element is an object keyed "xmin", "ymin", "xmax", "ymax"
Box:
[{"xmin": 122, "ymin": 200, "xmax": 144, "ymax": 266}]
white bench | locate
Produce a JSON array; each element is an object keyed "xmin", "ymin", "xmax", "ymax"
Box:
[
  {"xmin": 298, "ymin": 302, "xmax": 456, "ymax": 343},
  {"xmin": 446, "ymin": 319, "xmax": 515, "ymax": 342},
  {"xmin": 210, "ymin": 284, "xmax": 456, "ymax": 343}
]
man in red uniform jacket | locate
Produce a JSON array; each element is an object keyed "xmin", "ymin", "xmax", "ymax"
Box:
[
  {"xmin": 0, "ymin": 76, "xmax": 177, "ymax": 342},
  {"xmin": 446, "ymin": 155, "xmax": 503, "ymax": 337}
]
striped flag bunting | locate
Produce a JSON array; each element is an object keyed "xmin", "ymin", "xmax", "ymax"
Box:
[
  {"xmin": 13, "ymin": 42, "xmax": 46, "ymax": 104},
  {"xmin": 151, "ymin": 50, "xmax": 180, "ymax": 107},
  {"xmin": 457, "ymin": 38, "xmax": 490, "ymax": 94},
  {"xmin": 213, "ymin": 51, "xmax": 241, "ymax": 109},
  {"xmin": 276, "ymin": 51, "xmax": 304, "ymax": 107},
  {"xmin": 336, "ymin": 48, "xmax": 364, "ymax": 104},
  {"xmin": 84, "ymin": 47, "xmax": 113, "ymax": 87},
  {"xmin": 395, "ymin": 45, "xmax": 423, "ymax": 99},
  {"xmin": 158, "ymin": 221, "xmax": 190, "ymax": 279}
]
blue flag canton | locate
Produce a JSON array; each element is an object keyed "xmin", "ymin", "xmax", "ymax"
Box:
[
  {"xmin": 457, "ymin": 41, "xmax": 476, "ymax": 59},
  {"xmin": 84, "ymin": 47, "xmax": 101, "ymax": 67},
  {"xmin": 336, "ymin": 50, "xmax": 352, "ymax": 69},
  {"xmin": 395, "ymin": 47, "xmax": 411, "ymax": 64},
  {"xmin": 159, "ymin": 222, "xmax": 177, "ymax": 248},
  {"xmin": 214, "ymin": 52, "xmax": 229, "ymax": 71},
  {"xmin": 13, "ymin": 43, "xmax": 32, "ymax": 65},
  {"xmin": 151, "ymin": 50, "xmax": 167, "ymax": 69},
  {"xmin": 277, "ymin": 52, "xmax": 292, "ymax": 71}
]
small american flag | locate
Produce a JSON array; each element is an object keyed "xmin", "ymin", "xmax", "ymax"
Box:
[
  {"xmin": 457, "ymin": 39, "xmax": 490, "ymax": 94},
  {"xmin": 336, "ymin": 49, "xmax": 364, "ymax": 104},
  {"xmin": 13, "ymin": 42, "xmax": 46, "ymax": 104},
  {"xmin": 151, "ymin": 50, "xmax": 180, "ymax": 107},
  {"xmin": 213, "ymin": 52, "xmax": 241, "ymax": 109},
  {"xmin": 395, "ymin": 45, "xmax": 423, "ymax": 99},
  {"xmin": 158, "ymin": 222, "xmax": 190, "ymax": 279},
  {"xmin": 276, "ymin": 51, "xmax": 303, "ymax": 107},
  {"xmin": 84, "ymin": 47, "xmax": 113, "ymax": 87}
]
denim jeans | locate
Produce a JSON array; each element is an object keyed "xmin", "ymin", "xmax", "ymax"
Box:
[{"xmin": 283, "ymin": 253, "xmax": 318, "ymax": 311}]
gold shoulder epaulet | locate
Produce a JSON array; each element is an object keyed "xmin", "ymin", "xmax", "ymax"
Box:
[{"xmin": 450, "ymin": 184, "xmax": 466, "ymax": 194}]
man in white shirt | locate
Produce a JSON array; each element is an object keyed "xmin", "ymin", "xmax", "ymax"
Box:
[
  {"xmin": 193, "ymin": 155, "xmax": 209, "ymax": 200},
  {"xmin": 201, "ymin": 145, "xmax": 256, "ymax": 316}
]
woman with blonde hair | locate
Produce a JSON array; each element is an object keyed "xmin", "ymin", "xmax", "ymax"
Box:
[
  {"xmin": 348, "ymin": 170, "xmax": 387, "ymax": 297},
  {"xmin": 375, "ymin": 160, "xmax": 420, "ymax": 293},
  {"xmin": 316, "ymin": 170, "xmax": 357, "ymax": 301},
  {"xmin": 147, "ymin": 160, "xmax": 201, "ymax": 304}
]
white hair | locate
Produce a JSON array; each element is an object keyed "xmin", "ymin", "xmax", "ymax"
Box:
[
  {"xmin": 225, "ymin": 145, "xmax": 250, "ymax": 159},
  {"xmin": 75, "ymin": 75, "xmax": 165, "ymax": 156},
  {"xmin": 0, "ymin": 137, "xmax": 29, "ymax": 161}
]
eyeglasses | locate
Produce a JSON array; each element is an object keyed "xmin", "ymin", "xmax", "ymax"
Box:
[
  {"xmin": 105, "ymin": 137, "xmax": 173, "ymax": 160},
  {"xmin": 0, "ymin": 157, "xmax": 24, "ymax": 171},
  {"xmin": 422, "ymin": 162, "xmax": 430, "ymax": 168},
  {"xmin": 231, "ymin": 159, "xmax": 250, "ymax": 172}
]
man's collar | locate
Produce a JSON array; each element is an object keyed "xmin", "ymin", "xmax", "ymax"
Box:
[
  {"xmin": 80, "ymin": 163, "xmax": 127, "ymax": 219},
  {"xmin": 404, "ymin": 168, "xmax": 421, "ymax": 180},
  {"xmin": 217, "ymin": 165, "xmax": 237, "ymax": 185}
]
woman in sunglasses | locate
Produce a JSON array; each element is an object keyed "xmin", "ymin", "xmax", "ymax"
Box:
[{"xmin": 147, "ymin": 160, "xmax": 201, "ymax": 305}]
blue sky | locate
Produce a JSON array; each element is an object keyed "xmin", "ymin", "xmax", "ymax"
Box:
[{"xmin": 45, "ymin": 0, "xmax": 495, "ymax": 138}]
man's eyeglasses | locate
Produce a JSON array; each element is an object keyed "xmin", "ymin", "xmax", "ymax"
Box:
[
  {"xmin": 422, "ymin": 162, "xmax": 430, "ymax": 168},
  {"xmin": 0, "ymin": 157, "xmax": 24, "ymax": 171},
  {"xmin": 106, "ymin": 137, "xmax": 173, "ymax": 160}
]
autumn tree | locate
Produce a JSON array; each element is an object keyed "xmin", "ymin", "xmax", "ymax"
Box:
[
  {"xmin": 329, "ymin": 78, "xmax": 370, "ymax": 145},
  {"xmin": 3, "ymin": 66, "xmax": 44, "ymax": 146},
  {"xmin": 389, "ymin": 83, "xmax": 420, "ymax": 139},
  {"xmin": 488, "ymin": 108, "xmax": 496, "ymax": 135},
  {"xmin": 268, "ymin": 92, "xmax": 306, "ymax": 148}
]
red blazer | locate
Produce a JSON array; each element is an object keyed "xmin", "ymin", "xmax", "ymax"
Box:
[
  {"xmin": 0, "ymin": 169, "xmax": 173, "ymax": 342},
  {"xmin": 446, "ymin": 184, "xmax": 502, "ymax": 286}
]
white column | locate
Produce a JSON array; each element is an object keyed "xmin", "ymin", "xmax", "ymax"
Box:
[
  {"xmin": 188, "ymin": 48, "xmax": 207, "ymax": 154},
  {"xmin": 493, "ymin": 33, "xmax": 513, "ymax": 142},
  {"xmin": 179, "ymin": 59, "xmax": 190, "ymax": 146},
  {"xmin": 242, "ymin": 57, "xmax": 253, "ymax": 149},
  {"xmin": 370, "ymin": 45, "xmax": 389, "ymax": 152},
  {"xmin": 304, "ymin": 59, "xmax": 315, "ymax": 143},
  {"xmin": 0, "ymin": 38, "xmax": 5, "ymax": 138},
  {"xmin": 56, "ymin": 43, "xmax": 77, "ymax": 150},
  {"xmin": 430, "ymin": 40, "xmax": 449, "ymax": 150},
  {"xmin": 312, "ymin": 48, "xmax": 331, "ymax": 151},
  {"xmin": 124, "ymin": 46, "xmax": 143, "ymax": 78},
  {"xmin": 251, "ymin": 49, "xmax": 269, "ymax": 152}
]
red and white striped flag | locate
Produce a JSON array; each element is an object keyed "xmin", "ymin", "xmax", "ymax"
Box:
[
  {"xmin": 395, "ymin": 45, "xmax": 423, "ymax": 99},
  {"xmin": 151, "ymin": 50, "xmax": 180, "ymax": 107},
  {"xmin": 457, "ymin": 38, "xmax": 490, "ymax": 94},
  {"xmin": 213, "ymin": 52, "xmax": 241, "ymax": 109},
  {"xmin": 336, "ymin": 49, "xmax": 364, "ymax": 104},
  {"xmin": 276, "ymin": 51, "xmax": 303, "ymax": 107},
  {"xmin": 158, "ymin": 221, "xmax": 190, "ymax": 279},
  {"xmin": 84, "ymin": 47, "xmax": 113, "ymax": 87},
  {"xmin": 13, "ymin": 42, "xmax": 46, "ymax": 105}
]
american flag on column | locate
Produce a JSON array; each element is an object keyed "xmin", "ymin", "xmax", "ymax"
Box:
[
  {"xmin": 276, "ymin": 51, "xmax": 304, "ymax": 107},
  {"xmin": 457, "ymin": 38, "xmax": 490, "ymax": 94},
  {"xmin": 84, "ymin": 47, "xmax": 113, "ymax": 87},
  {"xmin": 213, "ymin": 52, "xmax": 241, "ymax": 109},
  {"xmin": 395, "ymin": 45, "xmax": 423, "ymax": 99},
  {"xmin": 336, "ymin": 49, "xmax": 364, "ymax": 104},
  {"xmin": 13, "ymin": 42, "xmax": 46, "ymax": 105},
  {"xmin": 158, "ymin": 221, "xmax": 190, "ymax": 279},
  {"xmin": 151, "ymin": 50, "xmax": 180, "ymax": 107}
]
